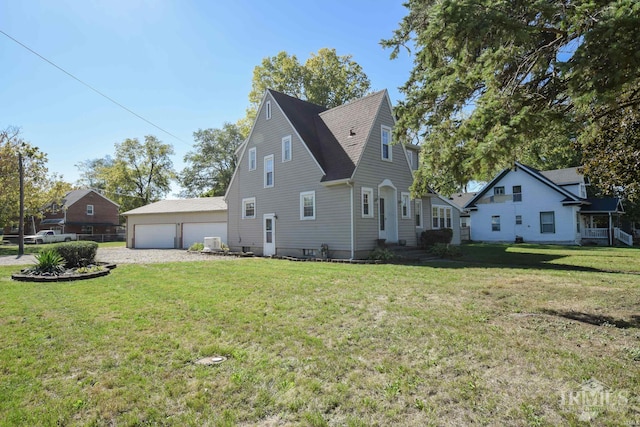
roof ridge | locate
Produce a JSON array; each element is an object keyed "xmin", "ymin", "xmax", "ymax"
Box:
[{"xmin": 318, "ymin": 90, "xmax": 386, "ymax": 116}]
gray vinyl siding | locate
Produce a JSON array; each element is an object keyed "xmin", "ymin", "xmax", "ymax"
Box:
[
  {"xmin": 352, "ymin": 98, "xmax": 417, "ymax": 252},
  {"xmin": 227, "ymin": 92, "xmax": 351, "ymax": 256}
]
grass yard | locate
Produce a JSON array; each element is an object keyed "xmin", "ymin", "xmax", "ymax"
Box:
[{"xmin": 0, "ymin": 245, "xmax": 639, "ymax": 426}]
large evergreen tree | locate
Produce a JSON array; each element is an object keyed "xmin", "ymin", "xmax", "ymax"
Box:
[{"xmin": 383, "ymin": 0, "xmax": 640, "ymax": 197}]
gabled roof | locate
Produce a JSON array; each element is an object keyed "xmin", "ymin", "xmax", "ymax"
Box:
[
  {"xmin": 448, "ymin": 192, "xmax": 477, "ymax": 210},
  {"xmin": 464, "ymin": 162, "xmax": 583, "ymax": 209},
  {"xmin": 122, "ymin": 197, "xmax": 227, "ymax": 216},
  {"xmin": 269, "ymin": 89, "xmax": 389, "ymax": 182},
  {"xmin": 63, "ymin": 189, "xmax": 119, "ymax": 208},
  {"xmin": 540, "ymin": 167, "xmax": 584, "ymax": 186}
]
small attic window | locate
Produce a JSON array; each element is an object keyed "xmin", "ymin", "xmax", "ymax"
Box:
[{"xmin": 265, "ymin": 101, "xmax": 271, "ymax": 120}]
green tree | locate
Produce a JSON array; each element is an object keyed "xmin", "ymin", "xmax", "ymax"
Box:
[
  {"xmin": 75, "ymin": 156, "xmax": 114, "ymax": 191},
  {"xmin": 581, "ymin": 103, "xmax": 640, "ymax": 202},
  {"xmin": 249, "ymin": 48, "xmax": 371, "ymax": 112},
  {"xmin": 77, "ymin": 135, "xmax": 175, "ymax": 212},
  {"xmin": 383, "ymin": 0, "xmax": 640, "ymax": 196},
  {"xmin": 178, "ymin": 123, "xmax": 243, "ymax": 197},
  {"xmin": 0, "ymin": 127, "xmax": 72, "ymax": 230}
]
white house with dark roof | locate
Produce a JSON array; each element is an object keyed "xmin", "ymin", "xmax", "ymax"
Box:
[
  {"xmin": 464, "ymin": 162, "xmax": 630, "ymax": 246},
  {"xmin": 225, "ymin": 89, "xmax": 461, "ymax": 259},
  {"xmin": 122, "ymin": 197, "xmax": 227, "ymax": 249}
]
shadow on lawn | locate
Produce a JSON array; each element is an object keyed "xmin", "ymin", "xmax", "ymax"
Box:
[
  {"xmin": 540, "ymin": 309, "xmax": 640, "ymax": 329},
  {"xmin": 419, "ymin": 244, "xmax": 638, "ymax": 275}
]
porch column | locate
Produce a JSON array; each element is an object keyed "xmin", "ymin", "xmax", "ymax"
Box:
[{"xmin": 609, "ymin": 212, "xmax": 613, "ymax": 246}]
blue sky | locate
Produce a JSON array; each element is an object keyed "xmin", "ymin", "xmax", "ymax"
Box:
[{"xmin": 1, "ymin": 1, "xmax": 413, "ymax": 193}]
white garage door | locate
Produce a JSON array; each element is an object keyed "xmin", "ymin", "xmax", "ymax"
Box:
[
  {"xmin": 135, "ymin": 224, "xmax": 176, "ymax": 249},
  {"xmin": 182, "ymin": 222, "xmax": 227, "ymax": 249}
]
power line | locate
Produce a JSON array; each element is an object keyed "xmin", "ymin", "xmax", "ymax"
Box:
[{"xmin": 0, "ymin": 29, "xmax": 189, "ymax": 145}]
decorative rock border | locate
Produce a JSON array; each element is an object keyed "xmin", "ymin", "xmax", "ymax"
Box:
[{"xmin": 11, "ymin": 263, "xmax": 117, "ymax": 282}]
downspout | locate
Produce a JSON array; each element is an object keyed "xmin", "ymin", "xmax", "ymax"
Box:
[{"xmin": 347, "ymin": 181, "xmax": 354, "ymax": 259}]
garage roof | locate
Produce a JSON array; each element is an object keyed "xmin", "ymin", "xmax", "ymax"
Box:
[{"xmin": 122, "ymin": 197, "xmax": 227, "ymax": 215}]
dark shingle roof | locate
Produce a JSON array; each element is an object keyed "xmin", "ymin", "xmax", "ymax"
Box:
[
  {"xmin": 581, "ymin": 198, "xmax": 623, "ymax": 213},
  {"xmin": 448, "ymin": 192, "xmax": 477, "ymax": 210},
  {"xmin": 62, "ymin": 189, "xmax": 119, "ymax": 208},
  {"xmin": 269, "ymin": 89, "xmax": 388, "ymax": 182}
]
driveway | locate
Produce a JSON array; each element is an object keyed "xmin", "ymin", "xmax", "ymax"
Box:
[{"xmin": 0, "ymin": 247, "xmax": 234, "ymax": 266}]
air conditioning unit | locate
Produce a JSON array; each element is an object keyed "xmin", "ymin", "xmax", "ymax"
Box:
[{"xmin": 203, "ymin": 237, "xmax": 222, "ymax": 252}]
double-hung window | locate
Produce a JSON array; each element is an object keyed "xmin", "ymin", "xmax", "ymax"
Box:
[
  {"xmin": 282, "ymin": 136, "xmax": 292, "ymax": 162},
  {"xmin": 264, "ymin": 155, "xmax": 274, "ymax": 188},
  {"xmin": 401, "ymin": 192, "xmax": 411, "ymax": 219},
  {"xmin": 513, "ymin": 185, "xmax": 522, "ymax": 202},
  {"xmin": 540, "ymin": 211, "xmax": 555, "ymax": 233},
  {"xmin": 242, "ymin": 197, "xmax": 256, "ymax": 219},
  {"xmin": 415, "ymin": 199, "xmax": 423, "ymax": 228},
  {"xmin": 86, "ymin": 204, "xmax": 94, "ymax": 215},
  {"xmin": 492, "ymin": 215, "xmax": 501, "ymax": 231},
  {"xmin": 432, "ymin": 206, "xmax": 452, "ymax": 229},
  {"xmin": 248, "ymin": 147, "xmax": 256, "ymax": 171},
  {"xmin": 361, "ymin": 187, "xmax": 374, "ymax": 218},
  {"xmin": 300, "ymin": 191, "xmax": 315, "ymax": 220},
  {"xmin": 381, "ymin": 125, "xmax": 392, "ymax": 161}
]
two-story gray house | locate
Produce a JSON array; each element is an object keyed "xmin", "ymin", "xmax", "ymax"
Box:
[{"xmin": 225, "ymin": 89, "xmax": 461, "ymax": 259}]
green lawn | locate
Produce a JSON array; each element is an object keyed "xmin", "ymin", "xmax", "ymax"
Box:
[{"xmin": 0, "ymin": 245, "xmax": 639, "ymax": 426}]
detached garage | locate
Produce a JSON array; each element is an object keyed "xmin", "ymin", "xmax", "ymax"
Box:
[{"xmin": 122, "ymin": 197, "xmax": 227, "ymax": 249}]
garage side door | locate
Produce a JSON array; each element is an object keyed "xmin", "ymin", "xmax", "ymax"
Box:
[
  {"xmin": 135, "ymin": 224, "xmax": 176, "ymax": 249},
  {"xmin": 182, "ymin": 223, "xmax": 227, "ymax": 249}
]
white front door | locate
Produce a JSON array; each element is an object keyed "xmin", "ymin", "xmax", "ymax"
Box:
[{"xmin": 263, "ymin": 214, "xmax": 276, "ymax": 256}]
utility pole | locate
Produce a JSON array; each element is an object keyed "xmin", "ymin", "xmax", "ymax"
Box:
[{"xmin": 18, "ymin": 152, "xmax": 24, "ymax": 256}]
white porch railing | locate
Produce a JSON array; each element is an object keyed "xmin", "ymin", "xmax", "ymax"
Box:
[
  {"xmin": 581, "ymin": 228, "xmax": 609, "ymax": 239},
  {"xmin": 614, "ymin": 228, "xmax": 634, "ymax": 246}
]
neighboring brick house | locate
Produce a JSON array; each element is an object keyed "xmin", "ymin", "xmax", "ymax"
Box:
[{"xmin": 39, "ymin": 189, "xmax": 120, "ymax": 235}]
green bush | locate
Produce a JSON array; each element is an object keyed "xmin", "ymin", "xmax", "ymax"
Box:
[
  {"xmin": 189, "ymin": 242, "xmax": 204, "ymax": 251},
  {"xmin": 428, "ymin": 243, "xmax": 462, "ymax": 259},
  {"xmin": 419, "ymin": 228, "xmax": 453, "ymax": 248},
  {"xmin": 368, "ymin": 247, "xmax": 396, "ymax": 261},
  {"xmin": 31, "ymin": 249, "xmax": 66, "ymax": 275},
  {"xmin": 50, "ymin": 241, "xmax": 98, "ymax": 268}
]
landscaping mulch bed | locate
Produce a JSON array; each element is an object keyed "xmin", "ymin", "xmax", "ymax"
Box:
[{"xmin": 11, "ymin": 263, "xmax": 117, "ymax": 282}]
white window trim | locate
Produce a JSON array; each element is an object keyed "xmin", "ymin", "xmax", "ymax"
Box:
[
  {"xmin": 492, "ymin": 215, "xmax": 501, "ymax": 231},
  {"xmin": 86, "ymin": 204, "xmax": 94, "ymax": 215},
  {"xmin": 401, "ymin": 192, "xmax": 411, "ymax": 219},
  {"xmin": 248, "ymin": 147, "xmax": 256, "ymax": 171},
  {"xmin": 300, "ymin": 191, "xmax": 316, "ymax": 220},
  {"xmin": 282, "ymin": 135, "xmax": 292, "ymax": 162},
  {"xmin": 361, "ymin": 187, "xmax": 374, "ymax": 218},
  {"xmin": 540, "ymin": 211, "xmax": 555, "ymax": 234},
  {"xmin": 264, "ymin": 155, "xmax": 274, "ymax": 188},
  {"xmin": 242, "ymin": 197, "xmax": 256, "ymax": 219},
  {"xmin": 381, "ymin": 125, "xmax": 392, "ymax": 162},
  {"xmin": 265, "ymin": 100, "xmax": 271, "ymax": 120},
  {"xmin": 415, "ymin": 199, "xmax": 423, "ymax": 228},
  {"xmin": 432, "ymin": 205, "xmax": 452, "ymax": 229}
]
